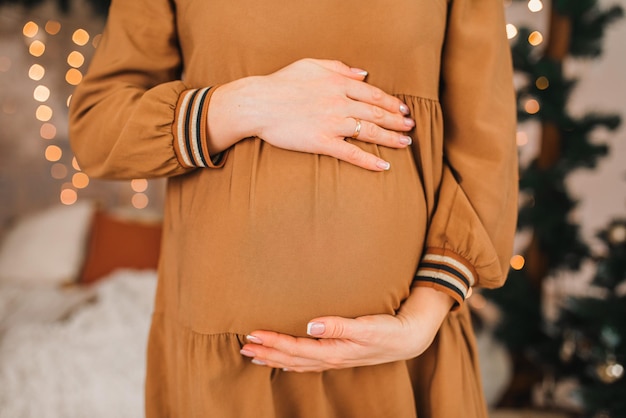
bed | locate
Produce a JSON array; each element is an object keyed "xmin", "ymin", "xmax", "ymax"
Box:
[{"xmin": 0, "ymin": 202, "xmax": 161, "ymax": 417}]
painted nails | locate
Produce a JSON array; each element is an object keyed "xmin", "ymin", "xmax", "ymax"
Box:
[
  {"xmin": 399, "ymin": 103, "xmax": 410, "ymax": 115},
  {"xmin": 376, "ymin": 160, "xmax": 391, "ymax": 171},
  {"xmin": 307, "ymin": 322, "xmax": 326, "ymax": 336},
  {"xmin": 400, "ymin": 136, "xmax": 412, "ymax": 145},
  {"xmin": 246, "ymin": 334, "xmax": 263, "ymax": 344}
]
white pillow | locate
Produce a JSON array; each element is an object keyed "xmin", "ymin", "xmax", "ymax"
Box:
[{"xmin": 0, "ymin": 201, "xmax": 95, "ymax": 285}]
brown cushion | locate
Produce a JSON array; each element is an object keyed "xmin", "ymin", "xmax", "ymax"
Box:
[{"xmin": 80, "ymin": 210, "xmax": 162, "ymax": 284}]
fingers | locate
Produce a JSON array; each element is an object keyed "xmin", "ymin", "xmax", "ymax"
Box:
[
  {"xmin": 343, "ymin": 118, "xmax": 413, "ymax": 150},
  {"xmin": 324, "ymin": 140, "xmax": 392, "ymax": 171},
  {"xmin": 346, "ymin": 79, "xmax": 411, "ymax": 119},
  {"xmin": 240, "ymin": 332, "xmax": 362, "ymax": 372},
  {"xmin": 308, "ymin": 58, "xmax": 369, "ymax": 81}
]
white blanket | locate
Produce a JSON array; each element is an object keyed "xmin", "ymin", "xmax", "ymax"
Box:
[{"xmin": 0, "ymin": 270, "xmax": 156, "ymax": 418}]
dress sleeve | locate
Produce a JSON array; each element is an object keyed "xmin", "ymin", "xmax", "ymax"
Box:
[
  {"xmin": 68, "ymin": 0, "xmax": 226, "ymax": 180},
  {"xmin": 412, "ymin": 0, "xmax": 518, "ymax": 307}
]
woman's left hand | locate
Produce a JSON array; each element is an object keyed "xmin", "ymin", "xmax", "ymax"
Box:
[{"xmin": 239, "ymin": 287, "xmax": 455, "ymax": 372}]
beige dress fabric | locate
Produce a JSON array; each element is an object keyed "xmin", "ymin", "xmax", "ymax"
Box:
[{"xmin": 69, "ymin": 0, "xmax": 518, "ymax": 416}]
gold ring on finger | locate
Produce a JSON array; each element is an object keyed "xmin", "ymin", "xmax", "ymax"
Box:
[{"xmin": 351, "ymin": 118, "xmax": 362, "ymax": 139}]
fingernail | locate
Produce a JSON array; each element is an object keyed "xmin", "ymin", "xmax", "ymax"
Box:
[
  {"xmin": 404, "ymin": 117, "xmax": 415, "ymax": 127},
  {"xmin": 376, "ymin": 160, "xmax": 391, "ymax": 171},
  {"xmin": 246, "ymin": 334, "xmax": 263, "ymax": 344},
  {"xmin": 307, "ymin": 322, "xmax": 326, "ymax": 336},
  {"xmin": 240, "ymin": 349, "xmax": 256, "ymax": 357},
  {"xmin": 399, "ymin": 104, "xmax": 409, "ymax": 115},
  {"xmin": 282, "ymin": 368, "xmax": 291, "ymax": 372},
  {"xmin": 400, "ymin": 136, "xmax": 412, "ymax": 145},
  {"xmin": 251, "ymin": 359, "xmax": 267, "ymax": 366},
  {"xmin": 350, "ymin": 67, "xmax": 368, "ymax": 77}
]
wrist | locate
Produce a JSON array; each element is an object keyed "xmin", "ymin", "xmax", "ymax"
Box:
[
  {"xmin": 206, "ymin": 75, "xmax": 265, "ymax": 154},
  {"xmin": 397, "ymin": 286, "xmax": 454, "ymax": 332}
]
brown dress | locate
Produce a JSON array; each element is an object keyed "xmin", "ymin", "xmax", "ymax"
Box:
[{"xmin": 69, "ymin": 0, "xmax": 518, "ymax": 416}]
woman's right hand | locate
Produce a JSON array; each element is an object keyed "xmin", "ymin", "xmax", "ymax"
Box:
[{"xmin": 206, "ymin": 58, "xmax": 414, "ymax": 171}]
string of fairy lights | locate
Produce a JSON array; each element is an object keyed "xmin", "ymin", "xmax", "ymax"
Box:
[
  {"xmin": 16, "ymin": 17, "xmax": 151, "ymax": 209},
  {"xmin": 5, "ymin": 0, "xmax": 546, "ymax": 279}
]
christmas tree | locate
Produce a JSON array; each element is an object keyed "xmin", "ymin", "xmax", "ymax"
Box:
[
  {"xmin": 554, "ymin": 220, "xmax": 626, "ymax": 417},
  {"xmin": 484, "ymin": 0, "xmax": 623, "ymax": 413}
]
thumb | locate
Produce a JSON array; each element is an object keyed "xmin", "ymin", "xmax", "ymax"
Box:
[{"xmin": 306, "ymin": 316, "xmax": 364, "ymax": 339}]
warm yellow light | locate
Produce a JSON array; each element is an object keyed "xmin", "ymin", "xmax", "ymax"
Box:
[
  {"xmin": 72, "ymin": 172, "xmax": 90, "ymax": 189},
  {"xmin": 23, "ymin": 21, "xmax": 39, "ymax": 38},
  {"xmin": 65, "ymin": 68, "xmax": 83, "ymax": 85},
  {"xmin": 524, "ymin": 99, "xmax": 540, "ymax": 114},
  {"xmin": 72, "ymin": 157, "xmax": 81, "ymax": 171},
  {"xmin": 528, "ymin": 31, "xmax": 544, "ymax": 46},
  {"xmin": 516, "ymin": 131, "xmax": 528, "ymax": 146},
  {"xmin": 33, "ymin": 85, "xmax": 50, "ymax": 102},
  {"xmin": 528, "ymin": 0, "xmax": 543, "ymax": 12},
  {"xmin": 66, "ymin": 94, "xmax": 72, "ymax": 108},
  {"xmin": 72, "ymin": 29, "xmax": 90, "ymax": 46},
  {"xmin": 132, "ymin": 193, "xmax": 149, "ymax": 209},
  {"xmin": 51, "ymin": 163, "xmax": 67, "ymax": 179},
  {"xmin": 45, "ymin": 20, "xmax": 61, "ymax": 35},
  {"xmin": 45, "ymin": 145, "xmax": 62, "ymax": 162},
  {"xmin": 131, "ymin": 179, "xmax": 149, "ymax": 193},
  {"xmin": 536, "ymin": 76, "xmax": 550, "ymax": 90},
  {"xmin": 60, "ymin": 188, "xmax": 78, "ymax": 205},
  {"xmin": 36, "ymin": 105, "xmax": 53, "ymax": 121},
  {"xmin": 0, "ymin": 56, "xmax": 11, "ymax": 72},
  {"xmin": 92, "ymin": 34, "xmax": 102, "ymax": 48},
  {"xmin": 28, "ymin": 64, "xmax": 45, "ymax": 80},
  {"xmin": 40, "ymin": 123, "xmax": 57, "ymax": 140},
  {"xmin": 67, "ymin": 51, "xmax": 85, "ymax": 68},
  {"xmin": 505, "ymin": 24, "xmax": 518, "ymax": 40},
  {"xmin": 29, "ymin": 40, "xmax": 46, "ymax": 57},
  {"xmin": 510, "ymin": 255, "xmax": 525, "ymax": 270}
]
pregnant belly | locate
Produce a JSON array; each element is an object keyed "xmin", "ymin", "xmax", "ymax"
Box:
[{"xmin": 166, "ymin": 138, "xmax": 427, "ymax": 337}]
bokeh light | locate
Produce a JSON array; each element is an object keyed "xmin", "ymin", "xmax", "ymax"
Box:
[
  {"xmin": 65, "ymin": 68, "xmax": 83, "ymax": 85},
  {"xmin": 131, "ymin": 179, "xmax": 148, "ymax": 193},
  {"xmin": 72, "ymin": 29, "xmax": 90, "ymax": 46},
  {"xmin": 45, "ymin": 20, "xmax": 61, "ymax": 35},
  {"xmin": 536, "ymin": 76, "xmax": 550, "ymax": 90},
  {"xmin": 72, "ymin": 172, "xmax": 90, "ymax": 189},
  {"xmin": 529, "ymin": 31, "xmax": 544, "ymax": 46},
  {"xmin": 510, "ymin": 255, "xmax": 526, "ymax": 270},
  {"xmin": 516, "ymin": 131, "xmax": 528, "ymax": 146},
  {"xmin": 40, "ymin": 123, "xmax": 57, "ymax": 140},
  {"xmin": 524, "ymin": 99, "xmax": 540, "ymax": 114},
  {"xmin": 132, "ymin": 193, "xmax": 149, "ymax": 209},
  {"xmin": 51, "ymin": 163, "xmax": 68, "ymax": 179},
  {"xmin": 72, "ymin": 157, "xmax": 81, "ymax": 171},
  {"xmin": 45, "ymin": 145, "xmax": 62, "ymax": 162},
  {"xmin": 36, "ymin": 105, "xmax": 53, "ymax": 121},
  {"xmin": 33, "ymin": 85, "xmax": 50, "ymax": 102},
  {"xmin": 60, "ymin": 188, "xmax": 78, "ymax": 205},
  {"xmin": 28, "ymin": 64, "xmax": 45, "ymax": 80},
  {"xmin": 506, "ymin": 24, "xmax": 518, "ymax": 40},
  {"xmin": 29, "ymin": 40, "xmax": 46, "ymax": 57},
  {"xmin": 67, "ymin": 51, "xmax": 85, "ymax": 68},
  {"xmin": 528, "ymin": 0, "xmax": 544, "ymax": 12},
  {"xmin": 22, "ymin": 21, "xmax": 39, "ymax": 38}
]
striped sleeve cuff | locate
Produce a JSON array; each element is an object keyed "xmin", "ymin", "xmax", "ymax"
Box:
[
  {"xmin": 172, "ymin": 86, "xmax": 226, "ymax": 169},
  {"xmin": 413, "ymin": 248, "xmax": 477, "ymax": 308}
]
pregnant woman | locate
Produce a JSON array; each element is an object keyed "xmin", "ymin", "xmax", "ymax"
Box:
[{"xmin": 69, "ymin": 0, "xmax": 518, "ymax": 417}]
